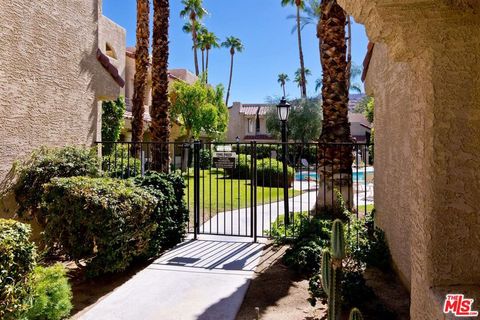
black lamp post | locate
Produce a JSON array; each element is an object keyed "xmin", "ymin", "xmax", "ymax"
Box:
[{"xmin": 277, "ymin": 97, "xmax": 291, "ymax": 225}]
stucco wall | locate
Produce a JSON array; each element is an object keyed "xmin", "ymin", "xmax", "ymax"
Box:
[
  {"xmin": 227, "ymin": 102, "xmax": 246, "ymax": 141},
  {"xmin": 339, "ymin": 1, "xmax": 480, "ymax": 318},
  {"xmin": 0, "ymin": 0, "xmax": 122, "ymax": 213}
]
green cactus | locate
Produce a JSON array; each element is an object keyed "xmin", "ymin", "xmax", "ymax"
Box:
[
  {"xmin": 349, "ymin": 308, "xmax": 364, "ymax": 320},
  {"xmin": 321, "ymin": 249, "xmax": 331, "ymax": 293},
  {"xmin": 331, "ymin": 219, "xmax": 346, "ymax": 260}
]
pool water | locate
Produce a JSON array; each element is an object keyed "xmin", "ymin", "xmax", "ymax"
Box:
[{"xmin": 295, "ymin": 168, "xmax": 374, "ymax": 182}]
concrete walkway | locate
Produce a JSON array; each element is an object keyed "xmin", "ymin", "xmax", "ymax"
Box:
[{"xmin": 77, "ymin": 235, "xmax": 265, "ymax": 320}]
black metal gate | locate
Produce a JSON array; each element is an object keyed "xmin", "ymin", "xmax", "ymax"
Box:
[{"xmin": 99, "ymin": 141, "xmax": 373, "ymax": 241}]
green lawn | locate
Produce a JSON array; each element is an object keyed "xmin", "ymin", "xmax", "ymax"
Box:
[
  {"xmin": 183, "ymin": 169, "xmax": 301, "ymax": 221},
  {"xmin": 357, "ymin": 204, "xmax": 374, "ymax": 215}
]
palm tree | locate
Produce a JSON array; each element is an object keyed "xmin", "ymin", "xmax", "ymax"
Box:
[
  {"xmin": 281, "ymin": 0, "xmax": 307, "ymax": 98},
  {"xmin": 294, "ymin": 68, "xmax": 311, "ymax": 96},
  {"xmin": 132, "ymin": 0, "xmax": 150, "ymax": 152},
  {"xmin": 203, "ymin": 31, "xmax": 220, "ymax": 83},
  {"xmin": 277, "ymin": 73, "xmax": 290, "ymax": 97},
  {"xmin": 150, "ymin": 0, "xmax": 171, "ymax": 172},
  {"xmin": 195, "ymin": 25, "xmax": 208, "ymax": 74},
  {"xmin": 180, "ymin": 0, "xmax": 207, "ymax": 76},
  {"xmin": 222, "ymin": 36, "xmax": 244, "ymax": 107},
  {"xmin": 316, "ymin": 0, "xmax": 353, "ymax": 210}
]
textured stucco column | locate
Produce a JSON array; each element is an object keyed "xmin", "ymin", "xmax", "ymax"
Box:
[{"xmin": 337, "ymin": 1, "xmax": 480, "ymax": 318}]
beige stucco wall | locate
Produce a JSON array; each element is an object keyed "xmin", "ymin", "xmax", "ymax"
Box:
[
  {"xmin": 339, "ymin": 0, "xmax": 480, "ymax": 318},
  {"xmin": 0, "ymin": 0, "xmax": 122, "ymax": 215},
  {"xmin": 227, "ymin": 102, "xmax": 247, "ymax": 141}
]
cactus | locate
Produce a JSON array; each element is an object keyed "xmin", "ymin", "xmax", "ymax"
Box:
[
  {"xmin": 349, "ymin": 308, "xmax": 364, "ymax": 320},
  {"xmin": 321, "ymin": 250, "xmax": 331, "ymax": 293},
  {"xmin": 331, "ymin": 219, "xmax": 346, "ymax": 260}
]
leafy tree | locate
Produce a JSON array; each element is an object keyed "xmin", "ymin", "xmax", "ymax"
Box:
[
  {"xmin": 266, "ymin": 99, "xmax": 322, "ymax": 143},
  {"xmin": 101, "ymin": 97, "xmax": 126, "ymax": 156},
  {"xmin": 180, "ymin": 0, "xmax": 208, "ymax": 76},
  {"xmin": 353, "ymin": 95, "xmax": 373, "ymax": 114},
  {"xmin": 222, "ymin": 36, "xmax": 244, "ymax": 106},
  {"xmin": 278, "ymin": 73, "xmax": 290, "ymax": 97},
  {"xmin": 282, "ymin": 0, "xmax": 307, "ymax": 98},
  {"xmin": 364, "ymin": 97, "xmax": 374, "ymax": 123},
  {"xmin": 169, "ymin": 80, "xmax": 228, "ymax": 140}
]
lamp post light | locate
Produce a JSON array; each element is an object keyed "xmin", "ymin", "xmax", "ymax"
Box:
[{"xmin": 277, "ymin": 97, "xmax": 291, "ymax": 225}]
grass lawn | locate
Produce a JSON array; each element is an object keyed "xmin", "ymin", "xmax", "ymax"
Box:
[
  {"xmin": 183, "ymin": 169, "xmax": 301, "ymax": 221},
  {"xmin": 357, "ymin": 203, "xmax": 374, "ymax": 215}
]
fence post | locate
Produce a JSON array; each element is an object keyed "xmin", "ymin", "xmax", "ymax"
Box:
[
  {"xmin": 250, "ymin": 141, "xmax": 255, "ymax": 238},
  {"xmin": 253, "ymin": 141, "xmax": 258, "ymax": 242},
  {"xmin": 193, "ymin": 140, "xmax": 201, "ymax": 239}
]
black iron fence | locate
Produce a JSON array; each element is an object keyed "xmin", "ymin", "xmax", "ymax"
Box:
[{"xmin": 98, "ymin": 141, "xmax": 373, "ymax": 241}]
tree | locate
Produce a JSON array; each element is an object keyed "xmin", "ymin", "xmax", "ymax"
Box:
[
  {"xmin": 316, "ymin": 0, "xmax": 353, "ymax": 209},
  {"xmin": 222, "ymin": 36, "xmax": 244, "ymax": 107},
  {"xmin": 316, "ymin": 62, "xmax": 362, "ymax": 93},
  {"xmin": 203, "ymin": 31, "xmax": 220, "ymax": 83},
  {"xmin": 180, "ymin": 0, "xmax": 208, "ymax": 76},
  {"xmin": 278, "ymin": 73, "xmax": 290, "ymax": 97},
  {"xmin": 281, "ymin": 0, "xmax": 308, "ymax": 98},
  {"xmin": 183, "ymin": 21, "xmax": 207, "ymax": 74},
  {"xmin": 132, "ymin": 0, "xmax": 150, "ymax": 151},
  {"xmin": 101, "ymin": 97, "xmax": 126, "ymax": 156},
  {"xmin": 266, "ymin": 99, "xmax": 322, "ymax": 143},
  {"xmin": 150, "ymin": 0, "xmax": 171, "ymax": 172},
  {"xmin": 294, "ymin": 68, "xmax": 311, "ymax": 96},
  {"xmin": 196, "ymin": 26, "xmax": 208, "ymax": 74},
  {"xmin": 170, "ymin": 80, "xmax": 228, "ymax": 169},
  {"xmin": 364, "ymin": 96, "xmax": 374, "ymax": 123}
]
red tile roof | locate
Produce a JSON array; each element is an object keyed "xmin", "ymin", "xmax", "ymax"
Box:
[{"xmin": 240, "ymin": 104, "xmax": 275, "ymax": 116}]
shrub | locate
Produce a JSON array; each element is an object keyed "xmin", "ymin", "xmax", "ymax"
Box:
[
  {"xmin": 199, "ymin": 148, "xmax": 212, "ymax": 169},
  {"xmin": 101, "ymin": 97, "xmax": 126, "ymax": 156},
  {"xmin": 12, "ymin": 146, "xmax": 101, "ymax": 223},
  {"xmin": 133, "ymin": 171, "xmax": 189, "ymax": 256},
  {"xmin": 24, "ymin": 264, "xmax": 72, "ymax": 320},
  {"xmin": 0, "ymin": 219, "xmax": 36, "ymax": 319},
  {"xmin": 225, "ymin": 154, "xmax": 251, "ymax": 179},
  {"xmin": 42, "ymin": 177, "xmax": 157, "ymax": 276},
  {"xmin": 102, "ymin": 144, "xmax": 142, "ymax": 179},
  {"xmin": 256, "ymin": 158, "xmax": 294, "ymax": 187}
]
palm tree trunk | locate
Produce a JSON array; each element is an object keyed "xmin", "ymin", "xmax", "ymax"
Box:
[
  {"xmin": 296, "ymin": 5, "xmax": 307, "ymax": 98},
  {"xmin": 132, "ymin": 0, "xmax": 150, "ymax": 154},
  {"xmin": 205, "ymin": 49, "xmax": 210, "ymax": 83},
  {"xmin": 315, "ymin": 0, "xmax": 353, "ymax": 211},
  {"xmin": 151, "ymin": 0, "xmax": 171, "ymax": 173},
  {"xmin": 201, "ymin": 49, "xmax": 205, "ymax": 75},
  {"xmin": 192, "ymin": 19, "xmax": 200, "ymax": 76},
  {"xmin": 282, "ymin": 84, "xmax": 286, "ymax": 97},
  {"xmin": 225, "ymin": 52, "xmax": 234, "ymax": 107}
]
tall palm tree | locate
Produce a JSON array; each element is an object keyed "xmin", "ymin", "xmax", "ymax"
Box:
[
  {"xmin": 294, "ymin": 68, "xmax": 311, "ymax": 96},
  {"xmin": 277, "ymin": 73, "xmax": 290, "ymax": 97},
  {"xmin": 132, "ymin": 0, "xmax": 150, "ymax": 152},
  {"xmin": 203, "ymin": 31, "xmax": 220, "ymax": 83},
  {"xmin": 316, "ymin": 0, "xmax": 353, "ymax": 210},
  {"xmin": 196, "ymin": 27, "xmax": 208, "ymax": 74},
  {"xmin": 222, "ymin": 36, "xmax": 244, "ymax": 107},
  {"xmin": 281, "ymin": 0, "xmax": 307, "ymax": 98},
  {"xmin": 180, "ymin": 0, "xmax": 207, "ymax": 76},
  {"xmin": 150, "ymin": 0, "xmax": 171, "ymax": 172}
]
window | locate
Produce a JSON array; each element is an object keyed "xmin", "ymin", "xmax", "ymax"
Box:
[
  {"xmin": 248, "ymin": 119, "xmax": 254, "ymax": 133},
  {"xmin": 105, "ymin": 43, "xmax": 117, "ymax": 59},
  {"xmin": 256, "ymin": 116, "xmax": 260, "ymax": 133}
]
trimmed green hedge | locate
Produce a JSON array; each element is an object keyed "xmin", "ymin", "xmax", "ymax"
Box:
[
  {"xmin": 42, "ymin": 177, "xmax": 158, "ymax": 276},
  {"xmin": 133, "ymin": 171, "xmax": 189, "ymax": 256},
  {"xmin": 12, "ymin": 146, "xmax": 101, "ymax": 223},
  {"xmin": 0, "ymin": 219, "xmax": 36, "ymax": 319}
]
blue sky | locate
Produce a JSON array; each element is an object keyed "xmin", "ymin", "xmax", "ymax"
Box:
[{"xmin": 103, "ymin": 0, "xmax": 368, "ymax": 104}]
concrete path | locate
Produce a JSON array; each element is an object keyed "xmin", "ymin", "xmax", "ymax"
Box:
[{"xmin": 77, "ymin": 235, "xmax": 265, "ymax": 320}]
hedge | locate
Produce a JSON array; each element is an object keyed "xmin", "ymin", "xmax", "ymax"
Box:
[
  {"xmin": 133, "ymin": 171, "xmax": 189, "ymax": 256},
  {"xmin": 0, "ymin": 219, "xmax": 36, "ymax": 319},
  {"xmin": 12, "ymin": 146, "xmax": 101, "ymax": 223},
  {"xmin": 42, "ymin": 177, "xmax": 158, "ymax": 276}
]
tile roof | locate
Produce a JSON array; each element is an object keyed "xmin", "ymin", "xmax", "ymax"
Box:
[
  {"xmin": 348, "ymin": 112, "xmax": 371, "ymax": 127},
  {"xmin": 239, "ymin": 104, "xmax": 275, "ymax": 116}
]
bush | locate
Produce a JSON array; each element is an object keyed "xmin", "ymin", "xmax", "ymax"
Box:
[
  {"xmin": 12, "ymin": 146, "xmax": 101, "ymax": 223},
  {"xmin": 225, "ymin": 154, "xmax": 251, "ymax": 179},
  {"xmin": 101, "ymin": 97, "xmax": 126, "ymax": 157},
  {"xmin": 42, "ymin": 177, "xmax": 158, "ymax": 276},
  {"xmin": 199, "ymin": 148, "xmax": 212, "ymax": 169},
  {"xmin": 24, "ymin": 264, "xmax": 72, "ymax": 320},
  {"xmin": 102, "ymin": 144, "xmax": 142, "ymax": 179},
  {"xmin": 256, "ymin": 158, "xmax": 294, "ymax": 187},
  {"xmin": 133, "ymin": 171, "xmax": 189, "ymax": 256},
  {"xmin": 0, "ymin": 220, "xmax": 36, "ymax": 319}
]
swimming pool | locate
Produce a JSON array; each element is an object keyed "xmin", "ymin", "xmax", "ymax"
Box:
[{"xmin": 295, "ymin": 167, "xmax": 374, "ymax": 182}]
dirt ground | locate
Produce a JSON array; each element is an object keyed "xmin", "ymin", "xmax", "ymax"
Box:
[{"xmin": 236, "ymin": 242, "xmax": 326, "ymax": 320}]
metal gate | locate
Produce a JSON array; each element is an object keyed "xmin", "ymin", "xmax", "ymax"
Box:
[{"xmin": 99, "ymin": 141, "xmax": 373, "ymax": 241}]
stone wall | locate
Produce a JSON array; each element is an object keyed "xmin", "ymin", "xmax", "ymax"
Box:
[
  {"xmin": 0, "ymin": 0, "xmax": 122, "ymax": 215},
  {"xmin": 338, "ymin": 0, "xmax": 480, "ymax": 318}
]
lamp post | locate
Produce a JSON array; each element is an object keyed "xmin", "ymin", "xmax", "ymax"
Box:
[{"xmin": 277, "ymin": 97, "xmax": 291, "ymax": 225}]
